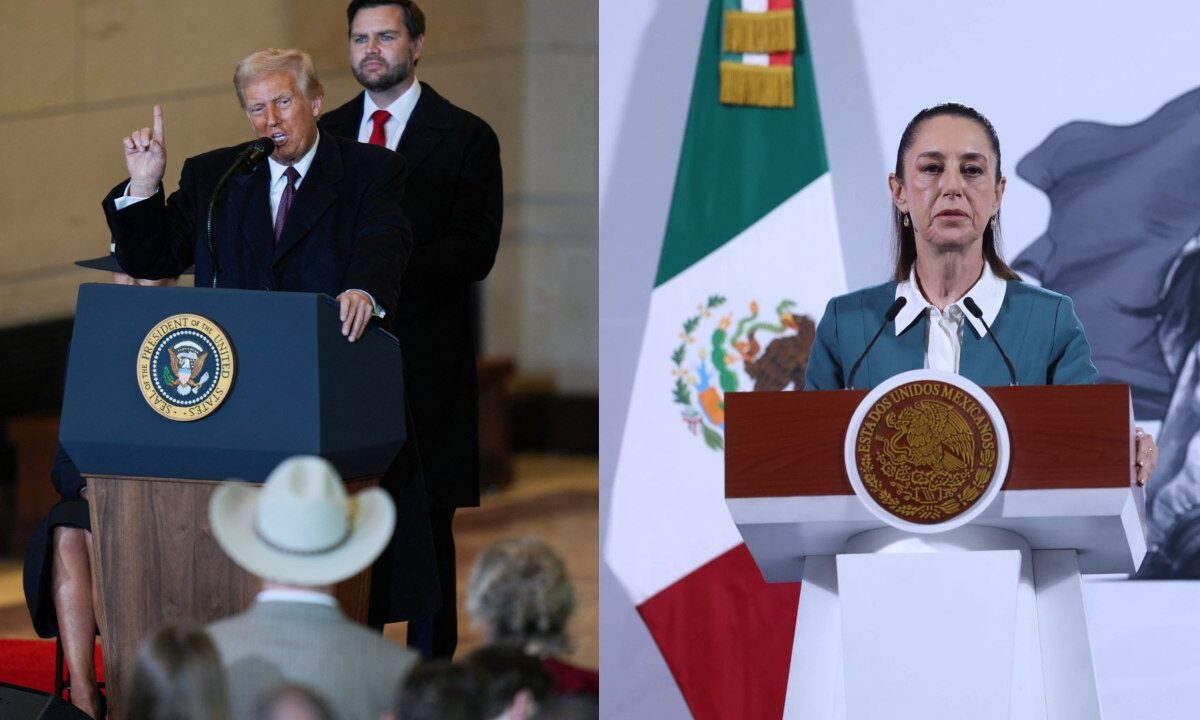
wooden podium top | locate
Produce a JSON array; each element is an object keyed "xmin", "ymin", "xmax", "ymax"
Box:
[
  {"xmin": 726, "ymin": 384, "xmax": 1134, "ymax": 498},
  {"xmin": 724, "ymin": 384, "xmax": 1145, "ymax": 577}
]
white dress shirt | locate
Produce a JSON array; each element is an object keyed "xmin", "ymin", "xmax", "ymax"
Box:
[
  {"xmin": 356, "ymin": 80, "xmax": 422, "ymax": 150},
  {"xmin": 893, "ymin": 262, "xmax": 1008, "ymax": 373},
  {"xmin": 267, "ymin": 134, "xmax": 319, "ymax": 226}
]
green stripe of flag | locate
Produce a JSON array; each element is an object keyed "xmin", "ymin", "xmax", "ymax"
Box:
[{"xmin": 656, "ymin": 0, "xmax": 828, "ymax": 287}]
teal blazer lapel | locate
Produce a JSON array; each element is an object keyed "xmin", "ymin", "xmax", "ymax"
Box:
[
  {"xmin": 868, "ymin": 315, "xmax": 926, "ymax": 388},
  {"xmin": 960, "ymin": 287, "xmax": 1035, "ymax": 387},
  {"xmin": 960, "ymin": 325, "xmax": 1011, "ymax": 387},
  {"xmin": 861, "ymin": 288, "xmax": 924, "ymax": 388}
]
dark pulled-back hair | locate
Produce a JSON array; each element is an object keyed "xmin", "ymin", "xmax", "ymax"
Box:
[
  {"xmin": 461, "ymin": 645, "xmax": 553, "ymax": 719},
  {"xmin": 346, "ymin": 0, "xmax": 426, "ymax": 41},
  {"xmin": 395, "ymin": 661, "xmax": 483, "ymax": 720},
  {"xmin": 890, "ymin": 102, "xmax": 1019, "ymax": 282}
]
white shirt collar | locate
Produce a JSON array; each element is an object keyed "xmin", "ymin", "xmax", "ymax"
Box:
[
  {"xmin": 894, "ymin": 261, "xmax": 1007, "ymax": 336},
  {"xmin": 361, "ymin": 81, "xmax": 422, "ymax": 138},
  {"xmin": 267, "ymin": 132, "xmax": 320, "ymax": 188},
  {"xmin": 256, "ymin": 588, "xmax": 339, "ymax": 607}
]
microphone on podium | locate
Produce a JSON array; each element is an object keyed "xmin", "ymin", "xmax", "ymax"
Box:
[
  {"xmin": 206, "ymin": 137, "xmax": 277, "ymax": 287},
  {"xmin": 846, "ymin": 296, "xmax": 907, "ymax": 390},
  {"xmin": 963, "ymin": 296, "xmax": 1018, "ymax": 386},
  {"xmin": 234, "ymin": 136, "xmax": 276, "ymax": 173}
]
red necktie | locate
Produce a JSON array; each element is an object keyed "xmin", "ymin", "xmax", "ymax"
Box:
[
  {"xmin": 274, "ymin": 166, "xmax": 300, "ymax": 246},
  {"xmin": 368, "ymin": 109, "xmax": 391, "ymax": 147}
]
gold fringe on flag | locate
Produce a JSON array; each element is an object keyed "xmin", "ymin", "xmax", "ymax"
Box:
[
  {"xmin": 723, "ymin": 10, "xmax": 796, "ymax": 54},
  {"xmin": 719, "ymin": 62, "xmax": 794, "ymax": 108}
]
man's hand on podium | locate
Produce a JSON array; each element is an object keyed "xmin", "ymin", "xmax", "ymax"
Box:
[
  {"xmin": 1135, "ymin": 426, "xmax": 1158, "ymax": 488},
  {"xmin": 337, "ymin": 290, "xmax": 374, "ymax": 343},
  {"xmin": 122, "ymin": 104, "xmax": 167, "ymax": 198}
]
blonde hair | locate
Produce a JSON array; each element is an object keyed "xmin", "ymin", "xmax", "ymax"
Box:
[
  {"xmin": 233, "ymin": 48, "xmax": 324, "ymax": 108},
  {"xmin": 466, "ymin": 537, "xmax": 575, "ymax": 655}
]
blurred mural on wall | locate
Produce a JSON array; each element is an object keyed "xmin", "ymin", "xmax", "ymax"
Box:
[{"xmin": 1011, "ymin": 89, "xmax": 1200, "ymax": 578}]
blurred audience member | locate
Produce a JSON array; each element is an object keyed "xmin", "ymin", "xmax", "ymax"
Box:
[
  {"xmin": 466, "ymin": 537, "xmax": 598, "ymax": 696},
  {"xmin": 124, "ymin": 623, "xmax": 229, "ymax": 720},
  {"xmin": 389, "ymin": 660, "xmax": 484, "ymax": 720},
  {"xmin": 206, "ymin": 456, "xmax": 418, "ymax": 720},
  {"xmin": 530, "ymin": 695, "xmax": 599, "ymax": 720},
  {"xmin": 461, "ymin": 645, "xmax": 552, "ymax": 720},
  {"xmin": 254, "ymin": 684, "xmax": 334, "ymax": 720}
]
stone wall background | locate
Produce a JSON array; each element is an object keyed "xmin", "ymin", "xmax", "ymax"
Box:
[{"xmin": 0, "ymin": 0, "xmax": 597, "ymax": 393}]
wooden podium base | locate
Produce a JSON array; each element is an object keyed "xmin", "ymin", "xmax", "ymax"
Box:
[{"xmin": 87, "ymin": 474, "xmax": 377, "ymax": 714}]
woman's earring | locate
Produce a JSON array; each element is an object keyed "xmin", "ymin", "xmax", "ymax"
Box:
[
  {"xmin": 902, "ymin": 213, "xmax": 910, "ymax": 228},
  {"xmin": 991, "ymin": 215, "xmax": 998, "ymax": 230}
]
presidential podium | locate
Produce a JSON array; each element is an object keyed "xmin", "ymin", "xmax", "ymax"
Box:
[
  {"xmin": 725, "ymin": 375, "xmax": 1146, "ymax": 720},
  {"xmin": 59, "ymin": 284, "xmax": 407, "ymax": 712}
]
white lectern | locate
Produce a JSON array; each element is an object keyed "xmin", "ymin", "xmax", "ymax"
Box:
[{"xmin": 725, "ymin": 374, "xmax": 1145, "ymax": 720}]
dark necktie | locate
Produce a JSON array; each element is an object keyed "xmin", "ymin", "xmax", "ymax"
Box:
[
  {"xmin": 274, "ymin": 166, "xmax": 300, "ymax": 246},
  {"xmin": 368, "ymin": 109, "xmax": 391, "ymax": 147}
]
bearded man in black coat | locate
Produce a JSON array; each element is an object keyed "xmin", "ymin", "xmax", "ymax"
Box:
[{"xmin": 321, "ymin": 0, "xmax": 504, "ymax": 657}]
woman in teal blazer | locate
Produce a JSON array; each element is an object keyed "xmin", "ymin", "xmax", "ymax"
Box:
[
  {"xmin": 804, "ymin": 279, "xmax": 1098, "ymax": 390},
  {"xmin": 805, "ymin": 102, "xmax": 1156, "ymax": 485}
]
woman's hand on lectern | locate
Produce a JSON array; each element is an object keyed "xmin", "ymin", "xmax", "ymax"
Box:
[{"xmin": 1135, "ymin": 426, "xmax": 1158, "ymax": 488}]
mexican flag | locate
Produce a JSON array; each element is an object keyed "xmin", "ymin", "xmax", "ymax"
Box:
[{"xmin": 603, "ymin": 0, "xmax": 847, "ymax": 717}]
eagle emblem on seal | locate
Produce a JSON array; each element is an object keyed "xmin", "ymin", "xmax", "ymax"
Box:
[
  {"xmin": 167, "ymin": 347, "xmax": 210, "ymax": 392},
  {"xmin": 884, "ymin": 400, "xmax": 974, "ymax": 473},
  {"xmin": 850, "ymin": 374, "xmax": 1007, "ymax": 528}
]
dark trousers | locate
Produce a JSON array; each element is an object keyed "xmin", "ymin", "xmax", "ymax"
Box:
[
  {"xmin": 407, "ymin": 505, "xmax": 458, "ymax": 658},
  {"xmin": 367, "ymin": 421, "xmax": 442, "ymax": 632}
]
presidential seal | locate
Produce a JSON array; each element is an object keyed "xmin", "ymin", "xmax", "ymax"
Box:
[
  {"xmin": 844, "ymin": 370, "xmax": 1010, "ymax": 533},
  {"xmin": 137, "ymin": 314, "xmax": 236, "ymax": 421}
]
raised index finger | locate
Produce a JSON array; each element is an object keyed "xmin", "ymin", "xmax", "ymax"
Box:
[{"xmin": 152, "ymin": 104, "xmax": 165, "ymax": 143}]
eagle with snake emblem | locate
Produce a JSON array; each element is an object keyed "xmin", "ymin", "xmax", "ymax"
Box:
[{"xmin": 882, "ymin": 400, "xmax": 975, "ymax": 504}]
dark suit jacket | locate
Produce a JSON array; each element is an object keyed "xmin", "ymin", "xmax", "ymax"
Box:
[
  {"xmin": 102, "ymin": 133, "xmax": 441, "ymax": 623},
  {"xmin": 322, "ymin": 83, "xmax": 503, "ymax": 508},
  {"xmin": 103, "ymin": 130, "xmax": 411, "ymax": 317}
]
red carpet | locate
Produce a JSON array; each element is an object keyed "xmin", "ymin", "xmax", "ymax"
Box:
[{"xmin": 0, "ymin": 639, "xmax": 104, "ymax": 695}]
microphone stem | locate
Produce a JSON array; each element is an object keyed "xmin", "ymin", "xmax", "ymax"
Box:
[
  {"xmin": 205, "ymin": 144, "xmax": 268, "ymax": 288},
  {"xmin": 847, "ymin": 322, "xmax": 887, "ymax": 390},
  {"xmin": 206, "ymin": 162, "xmax": 242, "ymax": 288}
]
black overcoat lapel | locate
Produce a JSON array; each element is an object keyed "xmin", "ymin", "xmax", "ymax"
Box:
[
  {"xmin": 398, "ymin": 84, "xmax": 451, "ymax": 172},
  {"xmin": 274, "ymin": 132, "xmax": 343, "ymax": 263},
  {"xmin": 230, "ymin": 163, "xmax": 274, "ymax": 278}
]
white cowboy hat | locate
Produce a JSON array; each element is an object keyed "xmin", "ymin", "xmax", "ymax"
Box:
[{"xmin": 209, "ymin": 455, "xmax": 395, "ymax": 586}]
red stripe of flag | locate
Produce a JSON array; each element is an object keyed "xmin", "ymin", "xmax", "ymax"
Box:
[
  {"xmin": 638, "ymin": 544, "xmax": 801, "ymax": 719},
  {"xmin": 768, "ymin": 52, "xmax": 792, "ymax": 66}
]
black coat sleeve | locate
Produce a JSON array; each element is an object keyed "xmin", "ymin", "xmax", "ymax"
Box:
[
  {"xmin": 344, "ymin": 150, "xmax": 412, "ymax": 317},
  {"xmin": 103, "ymin": 163, "xmax": 198, "ymax": 280}
]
